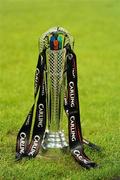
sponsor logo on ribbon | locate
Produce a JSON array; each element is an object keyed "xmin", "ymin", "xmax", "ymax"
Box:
[
  {"xmin": 28, "ymin": 135, "xmax": 40, "ymax": 156},
  {"xmin": 70, "ymin": 116, "xmax": 76, "ymax": 141},
  {"xmin": 34, "ymin": 68, "xmax": 40, "ymax": 93},
  {"xmin": 69, "ymin": 81, "xmax": 75, "ymax": 107},
  {"xmin": 19, "ymin": 132, "xmax": 26, "ymax": 154},
  {"xmin": 73, "ymin": 149, "xmax": 89, "ymax": 164},
  {"xmin": 38, "ymin": 104, "xmax": 44, "ymax": 127}
]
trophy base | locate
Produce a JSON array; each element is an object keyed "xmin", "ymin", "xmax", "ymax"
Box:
[{"xmin": 42, "ymin": 131, "xmax": 68, "ymax": 150}]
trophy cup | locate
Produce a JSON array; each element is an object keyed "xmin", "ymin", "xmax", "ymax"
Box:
[{"xmin": 40, "ymin": 27, "xmax": 73, "ymax": 150}]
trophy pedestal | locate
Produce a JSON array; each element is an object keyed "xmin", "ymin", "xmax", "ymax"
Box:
[{"xmin": 42, "ymin": 131, "xmax": 68, "ymax": 150}]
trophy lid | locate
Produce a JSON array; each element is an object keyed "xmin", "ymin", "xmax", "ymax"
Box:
[{"xmin": 39, "ymin": 27, "xmax": 74, "ymax": 52}]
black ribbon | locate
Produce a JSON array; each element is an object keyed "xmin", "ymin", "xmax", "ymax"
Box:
[
  {"xmin": 66, "ymin": 48, "xmax": 97, "ymax": 169},
  {"xmin": 16, "ymin": 51, "xmax": 46, "ymax": 159},
  {"xmin": 16, "ymin": 46, "xmax": 99, "ymax": 169}
]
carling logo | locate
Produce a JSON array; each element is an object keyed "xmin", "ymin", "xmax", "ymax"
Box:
[
  {"xmin": 28, "ymin": 135, "xmax": 40, "ymax": 156},
  {"xmin": 73, "ymin": 149, "xmax": 89, "ymax": 164},
  {"xmin": 19, "ymin": 132, "xmax": 26, "ymax": 154},
  {"xmin": 69, "ymin": 81, "xmax": 75, "ymax": 107},
  {"xmin": 70, "ymin": 116, "xmax": 76, "ymax": 142},
  {"xmin": 38, "ymin": 104, "xmax": 44, "ymax": 127},
  {"xmin": 34, "ymin": 68, "xmax": 40, "ymax": 92}
]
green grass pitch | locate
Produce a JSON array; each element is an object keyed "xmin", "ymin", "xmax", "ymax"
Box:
[{"xmin": 0, "ymin": 0, "xmax": 120, "ymax": 179}]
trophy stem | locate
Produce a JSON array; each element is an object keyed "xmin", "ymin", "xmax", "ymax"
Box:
[{"xmin": 42, "ymin": 49, "xmax": 68, "ymax": 150}]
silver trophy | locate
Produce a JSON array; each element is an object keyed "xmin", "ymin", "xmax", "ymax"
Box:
[{"xmin": 40, "ymin": 27, "xmax": 74, "ymax": 150}]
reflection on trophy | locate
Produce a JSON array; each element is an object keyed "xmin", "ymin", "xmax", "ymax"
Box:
[{"xmin": 41, "ymin": 27, "xmax": 74, "ymax": 149}]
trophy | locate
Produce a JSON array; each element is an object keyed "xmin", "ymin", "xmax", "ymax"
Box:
[
  {"xmin": 40, "ymin": 27, "xmax": 73, "ymax": 149},
  {"xmin": 16, "ymin": 27, "xmax": 100, "ymax": 169}
]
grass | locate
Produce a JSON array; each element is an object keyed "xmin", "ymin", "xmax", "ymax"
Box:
[{"xmin": 0, "ymin": 0, "xmax": 120, "ymax": 179}]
